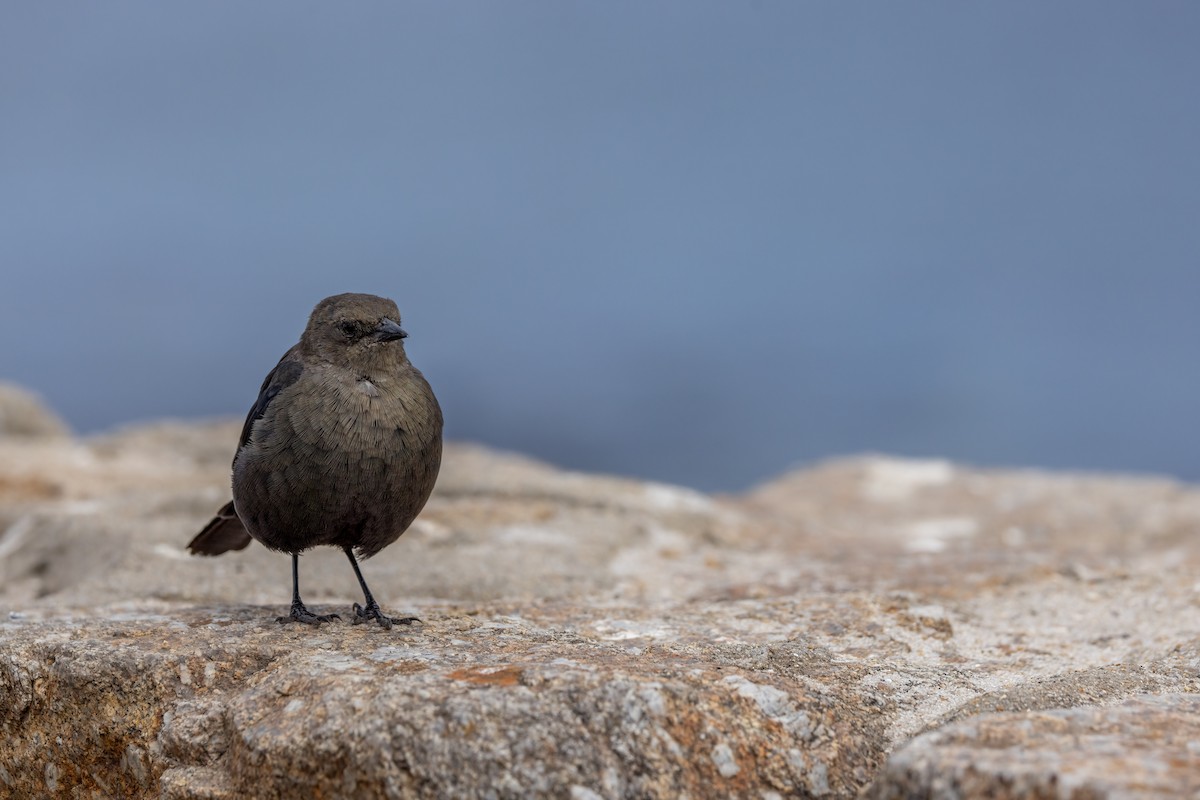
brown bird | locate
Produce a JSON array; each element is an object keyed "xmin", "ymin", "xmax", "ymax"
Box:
[{"xmin": 188, "ymin": 293, "xmax": 443, "ymax": 628}]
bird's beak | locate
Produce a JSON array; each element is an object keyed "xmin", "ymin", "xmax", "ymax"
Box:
[{"xmin": 374, "ymin": 318, "xmax": 408, "ymax": 342}]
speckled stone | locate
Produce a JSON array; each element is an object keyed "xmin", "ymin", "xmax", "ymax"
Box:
[{"xmin": 3, "ymin": 401, "xmax": 1200, "ymax": 798}]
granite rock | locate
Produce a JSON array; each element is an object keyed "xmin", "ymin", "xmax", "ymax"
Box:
[
  {"xmin": 2, "ymin": 392, "xmax": 1199, "ymax": 798},
  {"xmin": 864, "ymin": 693, "xmax": 1200, "ymax": 799},
  {"xmin": 0, "ymin": 382, "xmax": 69, "ymax": 440}
]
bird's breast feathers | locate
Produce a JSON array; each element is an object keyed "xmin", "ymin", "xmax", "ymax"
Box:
[{"xmin": 260, "ymin": 366, "xmax": 438, "ymax": 458}]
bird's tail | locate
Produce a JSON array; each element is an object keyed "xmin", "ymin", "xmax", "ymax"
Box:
[{"xmin": 188, "ymin": 500, "xmax": 253, "ymax": 555}]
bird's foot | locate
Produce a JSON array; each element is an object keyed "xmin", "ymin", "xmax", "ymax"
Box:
[
  {"xmin": 351, "ymin": 601, "xmax": 419, "ymax": 630},
  {"xmin": 277, "ymin": 602, "xmax": 341, "ymax": 626}
]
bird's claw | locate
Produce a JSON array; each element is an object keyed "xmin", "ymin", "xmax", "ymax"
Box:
[
  {"xmin": 351, "ymin": 601, "xmax": 420, "ymax": 630},
  {"xmin": 277, "ymin": 603, "xmax": 341, "ymax": 626}
]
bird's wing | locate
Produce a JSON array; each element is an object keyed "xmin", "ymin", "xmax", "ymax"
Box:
[
  {"xmin": 187, "ymin": 500, "xmax": 252, "ymax": 555},
  {"xmin": 187, "ymin": 347, "xmax": 305, "ymax": 556},
  {"xmin": 235, "ymin": 345, "xmax": 305, "ymax": 455}
]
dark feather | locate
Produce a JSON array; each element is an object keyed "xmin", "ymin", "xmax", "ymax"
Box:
[
  {"xmin": 236, "ymin": 347, "xmax": 305, "ymax": 457},
  {"xmin": 188, "ymin": 350, "xmax": 305, "ymax": 557},
  {"xmin": 187, "ymin": 500, "xmax": 252, "ymax": 555}
]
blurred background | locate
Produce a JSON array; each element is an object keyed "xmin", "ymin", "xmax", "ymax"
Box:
[{"xmin": 2, "ymin": 3, "xmax": 1198, "ymax": 492}]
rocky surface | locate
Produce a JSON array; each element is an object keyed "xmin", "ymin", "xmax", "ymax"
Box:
[
  {"xmin": 0, "ymin": 382, "xmax": 69, "ymax": 439},
  {"xmin": 864, "ymin": 693, "xmax": 1200, "ymax": 799},
  {"xmin": 1, "ymin": 387, "xmax": 1199, "ymax": 798}
]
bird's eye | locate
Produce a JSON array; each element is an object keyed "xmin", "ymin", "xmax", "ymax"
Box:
[{"xmin": 338, "ymin": 321, "xmax": 357, "ymax": 337}]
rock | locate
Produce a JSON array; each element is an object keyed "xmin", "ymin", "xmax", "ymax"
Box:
[
  {"xmin": 0, "ymin": 382, "xmax": 69, "ymax": 439},
  {"xmin": 1, "ymin": 606, "xmax": 877, "ymax": 799},
  {"xmin": 2, "ymin": 404, "xmax": 1200, "ymax": 798},
  {"xmin": 864, "ymin": 693, "xmax": 1200, "ymax": 799}
]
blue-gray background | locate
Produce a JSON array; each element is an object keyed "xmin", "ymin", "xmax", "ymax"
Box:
[{"xmin": 2, "ymin": 3, "xmax": 1198, "ymax": 492}]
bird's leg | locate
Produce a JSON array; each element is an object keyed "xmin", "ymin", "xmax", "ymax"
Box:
[
  {"xmin": 277, "ymin": 553, "xmax": 341, "ymax": 625},
  {"xmin": 344, "ymin": 547, "xmax": 419, "ymax": 630}
]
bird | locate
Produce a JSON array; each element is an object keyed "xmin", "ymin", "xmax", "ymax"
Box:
[{"xmin": 187, "ymin": 293, "xmax": 443, "ymax": 629}]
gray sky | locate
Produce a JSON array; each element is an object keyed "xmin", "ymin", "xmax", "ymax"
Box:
[{"xmin": 2, "ymin": 3, "xmax": 1198, "ymax": 491}]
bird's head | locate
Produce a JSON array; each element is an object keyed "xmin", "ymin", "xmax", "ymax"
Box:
[{"xmin": 301, "ymin": 293, "xmax": 412, "ymax": 367}]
